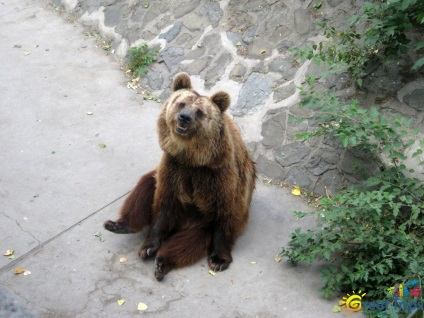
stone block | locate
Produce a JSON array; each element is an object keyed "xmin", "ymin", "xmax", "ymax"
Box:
[
  {"xmin": 232, "ymin": 73, "xmax": 273, "ymax": 116},
  {"xmin": 261, "ymin": 110, "xmax": 286, "ymax": 148},
  {"xmin": 104, "ymin": 3, "xmax": 127, "ymax": 27},
  {"xmin": 268, "ymin": 57, "xmax": 295, "ymax": 76},
  {"xmin": 294, "ymin": 9, "xmax": 313, "ymax": 35},
  {"xmin": 182, "ymin": 13, "xmax": 205, "ymax": 31},
  {"xmin": 273, "ymin": 83, "xmax": 296, "ymax": 103},
  {"xmin": 247, "ymin": 38, "xmax": 272, "ymax": 59},
  {"xmin": 185, "ymin": 47, "xmax": 205, "ymax": 60},
  {"xmin": 205, "ymin": 53, "xmax": 232, "ymax": 88},
  {"xmin": 327, "ymin": 0, "xmax": 343, "ymax": 7},
  {"xmin": 339, "ymin": 150, "xmax": 379, "ymax": 179},
  {"xmin": 159, "ymin": 22, "xmax": 183, "ymax": 43},
  {"xmin": 230, "ymin": 64, "xmax": 247, "ymax": 82},
  {"xmin": 274, "ymin": 142, "xmax": 311, "ymax": 167},
  {"xmin": 305, "ymin": 148, "xmax": 340, "ymax": 176},
  {"xmin": 171, "ymin": 0, "xmax": 201, "ymax": 19},
  {"xmin": 199, "ymin": 0, "xmax": 223, "ymax": 23},
  {"xmin": 401, "ymin": 83, "xmax": 424, "ymax": 111},
  {"xmin": 158, "ymin": 47, "xmax": 185, "ymax": 72},
  {"xmin": 146, "ymin": 64, "xmax": 166, "ymax": 90},
  {"xmin": 182, "ymin": 56, "xmax": 211, "ymax": 75},
  {"xmin": 256, "ymin": 155, "xmax": 285, "ymax": 180},
  {"xmin": 313, "ymin": 169, "xmax": 344, "ymax": 196},
  {"xmin": 284, "ymin": 166, "xmax": 313, "ymax": 188}
]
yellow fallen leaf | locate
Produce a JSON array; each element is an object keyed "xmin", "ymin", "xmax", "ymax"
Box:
[
  {"xmin": 338, "ymin": 300, "xmax": 344, "ymax": 306},
  {"xmin": 208, "ymin": 270, "xmax": 216, "ymax": 276},
  {"xmin": 14, "ymin": 267, "xmax": 25, "ymax": 275},
  {"xmin": 274, "ymin": 254, "xmax": 282, "ymax": 263},
  {"xmin": 332, "ymin": 305, "xmax": 342, "ymax": 313},
  {"xmin": 23, "ymin": 270, "xmax": 31, "ymax": 276},
  {"xmin": 291, "ymin": 186, "xmax": 301, "ymax": 196},
  {"xmin": 119, "ymin": 258, "xmax": 128, "ymax": 263},
  {"xmin": 250, "ymin": 261, "xmax": 257, "ymax": 264},
  {"xmin": 117, "ymin": 299, "xmax": 125, "ymax": 306},
  {"xmin": 137, "ymin": 302, "xmax": 148, "ymax": 311},
  {"xmin": 3, "ymin": 250, "xmax": 14, "ymax": 256},
  {"xmin": 260, "ymin": 49, "xmax": 267, "ymax": 54}
]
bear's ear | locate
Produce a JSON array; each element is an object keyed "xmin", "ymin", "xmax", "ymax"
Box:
[
  {"xmin": 211, "ymin": 91, "xmax": 231, "ymax": 112},
  {"xmin": 172, "ymin": 72, "xmax": 192, "ymax": 92}
]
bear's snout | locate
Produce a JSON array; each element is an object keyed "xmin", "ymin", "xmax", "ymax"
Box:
[
  {"xmin": 175, "ymin": 109, "xmax": 195, "ymax": 136},
  {"xmin": 178, "ymin": 111, "xmax": 193, "ymax": 125}
]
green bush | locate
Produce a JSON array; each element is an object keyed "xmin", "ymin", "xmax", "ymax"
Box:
[
  {"xmin": 127, "ymin": 43, "xmax": 159, "ymax": 77},
  {"xmin": 279, "ymin": 1, "xmax": 424, "ymax": 317},
  {"xmin": 282, "ymin": 78, "xmax": 424, "ymax": 301}
]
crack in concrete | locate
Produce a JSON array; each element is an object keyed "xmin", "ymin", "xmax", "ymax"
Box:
[
  {"xmin": 1, "ymin": 211, "xmax": 42, "ymax": 245},
  {"xmin": 0, "ymin": 190, "xmax": 130, "ymax": 273}
]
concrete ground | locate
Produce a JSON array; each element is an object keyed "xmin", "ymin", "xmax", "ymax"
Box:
[{"xmin": 0, "ymin": 1, "xmax": 337, "ymax": 317}]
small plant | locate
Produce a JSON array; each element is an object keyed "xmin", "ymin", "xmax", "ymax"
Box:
[
  {"xmin": 293, "ymin": 0, "xmax": 424, "ymax": 85},
  {"xmin": 312, "ymin": 1, "xmax": 323, "ymax": 10},
  {"xmin": 127, "ymin": 43, "xmax": 159, "ymax": 77}
]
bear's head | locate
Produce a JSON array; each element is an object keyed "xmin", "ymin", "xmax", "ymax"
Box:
[{"xmin": 157, "ymin": 72, "xmax": 234, "ymax": 167}]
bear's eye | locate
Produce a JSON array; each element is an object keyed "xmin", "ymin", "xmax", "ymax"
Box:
[
  {"xmin": 177, "ymin": 102, "xmax": 186, "ymax": 109},
  {"xmin": 196, "ymin": 109, "xmax": 204, "ymax": 119}
]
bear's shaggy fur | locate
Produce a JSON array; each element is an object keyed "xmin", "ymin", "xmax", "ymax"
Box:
[{"xmin": 104, "ymin": 73, "xmax": 256, "ymax": 281}]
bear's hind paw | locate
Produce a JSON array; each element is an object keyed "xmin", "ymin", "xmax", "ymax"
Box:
[
  {"xmin": 208, "ymin": 253, "xmax": 233, "ymax": 272},
  {"xmin": 104, "ymin": 220, "xmax": 134, "ymax": 234},
  {"xmin": 154, "ymin": 256, "xmax": 172, "ymax": 281}
]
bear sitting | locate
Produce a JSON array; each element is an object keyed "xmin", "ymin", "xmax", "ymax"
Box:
[{"xmin": 104, "ymin": 72, "xmax": 256, "ymax": 281}]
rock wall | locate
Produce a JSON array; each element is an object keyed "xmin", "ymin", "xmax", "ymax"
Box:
[{"xmin": 53, "ymin": 0, "xmax": 424, "ymax": 195}]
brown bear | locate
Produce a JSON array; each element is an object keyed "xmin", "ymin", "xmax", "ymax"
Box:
[{"xmin": 104, "ymin": 72, "xmax": 256, "ymax": 281}]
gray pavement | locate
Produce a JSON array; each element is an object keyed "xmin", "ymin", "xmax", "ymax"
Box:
[{"xmin": 0, "ymin": 1, "xmax": 336, "ymax": 317}]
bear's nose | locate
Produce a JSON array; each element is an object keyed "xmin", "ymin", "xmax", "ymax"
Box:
[{"xmin": 178, "ymin": 112, "xmax": 193, "ymax": 125}]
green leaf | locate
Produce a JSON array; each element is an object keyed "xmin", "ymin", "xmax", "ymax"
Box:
[
  {"xmin": 332, "ymin": 305, "xmax": 342, "ymax": 313},
  {"xmin": 400, "ymin": 0, "xmax": 417, "ymax": 10},
  {"xmin": 412, "ymin": 149, "xmax": 423, "ymax": 158},
  {"xmin": 417, "ymin": 12, "xmax": 424, "ymax": 24},
  {"xmin": 323, "ymin": 250, "xmax": 331, "ymax": 260},
  {"xmin": 357, "ymin": 78, "xmax": 363, "ymax": 87},
  {"xmin": 412, "ymin": 56, "xmax": 424, "ymax": 70},
  {"xmin": 98, "ymin": 143, "xmax": 106, "ymax": 149},
  {"xmin": 415, "ymin": 40, "xmax": 424, "ymax": 50},
  {"xmin": 293, "ymin": 211, "xmax": 309, "ymax": 219}
]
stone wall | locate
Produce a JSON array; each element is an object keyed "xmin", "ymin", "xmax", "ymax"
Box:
[{"xmin": 53, "ymin": 0, "xmax": 424, "ymax": 195}]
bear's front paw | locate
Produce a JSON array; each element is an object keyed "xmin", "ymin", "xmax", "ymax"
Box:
[
  {"xmin": 154, "ymin": 256, "xmax": 172, "ymax": 282},
  {"xmin": 104, "ymin": 220, "xmax": 134, "ymax": 234},
  {"xmin": 208, "ymin": 252, "xmax": 233, "ymax": 272},
  {"xmin": 138, "ymin": 244, "xmax": 160, "ymax": 259}
]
